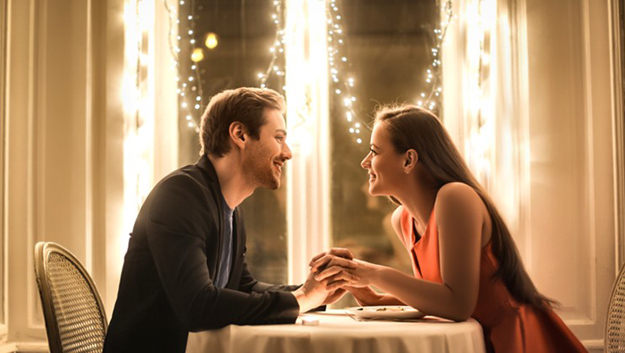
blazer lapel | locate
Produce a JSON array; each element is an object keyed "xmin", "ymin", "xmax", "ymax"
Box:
[
  {"xmin": 196, "ymin": 154, "xmax": 225, "ymax": 284},
  {"xmin": 226, "ymin": 209, "xmax": 245, "ymax": 289}
]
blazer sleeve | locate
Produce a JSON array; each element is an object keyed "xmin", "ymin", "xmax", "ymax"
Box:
[
  {"xmin": 145, "ymin": 175, "xmax": 300, "ymax": 331},
  {"xmin": 237, "ymin": 257, "xmax": 301, "ymax": 293}
]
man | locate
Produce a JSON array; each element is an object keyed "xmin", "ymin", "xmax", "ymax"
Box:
[{"xmin": 104, "ymin": 88, "xmax": 343, "ymax": 352}]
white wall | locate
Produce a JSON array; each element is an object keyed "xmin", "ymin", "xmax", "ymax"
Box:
[
  {"xmin": 3, "ymin": 0, "xmax": 178, "ymax": 349},
  {"xmin": 524, "ymin": 1, "xmax": 615, "ymax": 347},
  {"xmin": 3, "ymin": 0, "xmax": 126, "ymax": 347}
]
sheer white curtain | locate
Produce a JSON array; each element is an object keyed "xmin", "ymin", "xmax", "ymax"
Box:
[{"xmin": 443, "ymin": 0, "xmax": 617, "ymax": 349}]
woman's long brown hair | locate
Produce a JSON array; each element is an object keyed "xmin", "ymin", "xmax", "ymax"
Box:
[{"xmin": 375, "ymin": 104, "xmax": 554, "ymax": 309}]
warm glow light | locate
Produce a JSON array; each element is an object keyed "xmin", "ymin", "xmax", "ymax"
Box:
[
  {"xmin": 166, "ymin": 0, "xmax": 204, "ymax": 131},
  {"xmin": 191, "ymin": 48, "xmax": 204, "ymax": 62},
  {"xmin": 123, "ymin": 0, "xmax": 156, "ymax": 261},
  {"xmin": 205, "ymin": 32, "xmax": 218, "ymax": 49},
  {"xmin": 462, "ymin": 0, "xmax": 495, "ymax": 188},
  {"xmin": 257, "ymin": 1, "xmax": 286, "ymax": 90},
  {"xmin": 301, "ymin": 316, "xmax": 319, "ymax": 326},
  {"xmin": 174, "ymin": 0, "xmax": 453, "ymax": 143},
  {"xmin": 413, "ymin": 2, "xmax": 452, "ymax": 110}
]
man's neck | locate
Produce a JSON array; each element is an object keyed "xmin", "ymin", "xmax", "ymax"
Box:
[{"xmin": 207, "ymin": 153, "xmax": 254, "ymax": 209}]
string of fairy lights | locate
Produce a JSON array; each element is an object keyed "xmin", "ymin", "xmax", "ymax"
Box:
[
  {"xmin": 164, "ymin": 0, "xmax": 204, "ymax": 132},
  {"xmin": 165, "ymin": 0, "xmax": 454, "ymax": 143},
  {"xmin": 257, "ymin": 0, "xmax": 286, "ymax": 91},
  {"xmin": 417, "ymin": 0, "xmax": 453, "ymax": 112},
  {"xmin": 325, "ymin": 0, "xmax": 362, "ymax": 144}
]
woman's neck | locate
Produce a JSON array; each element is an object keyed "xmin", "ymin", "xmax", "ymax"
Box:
[{"xmin": 393, "ymin": 167, "xmax": 440, "ymax": 233}]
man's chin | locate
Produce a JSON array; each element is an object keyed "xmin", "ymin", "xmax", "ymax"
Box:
[{"xmin": 259, "ymin": 178, "xmax": 280, "ymax": 190}]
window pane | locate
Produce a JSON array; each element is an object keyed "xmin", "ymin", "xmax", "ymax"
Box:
[
  {"xmin": 177, "ymin": 0, "xmax": 287, "ymax": 284},
  {"xmin": 329, "ymin": 0, "xmax": 441, "ymax": 306}
]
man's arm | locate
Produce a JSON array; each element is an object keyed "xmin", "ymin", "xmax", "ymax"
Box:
[
  {"xmin": 146, "ymin": 174, "xmax": 299, "ymax": 331},
  {"xmin": 238, "ymin": 253, "xmax": 341, "ymax": 313}
]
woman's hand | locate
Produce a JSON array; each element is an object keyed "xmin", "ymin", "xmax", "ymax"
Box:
[
  {"xmin": 345, "ymin": 286, "xmax": 382, "ymax": 306},
  {"xmin": 309, "ymin": 247, "xmax": 354, "ymax": 271},
  {"xmin": 313, "ymin": 257, "xmax": 381, "ymax": 289},
  {"xmin": 323, "ymin": 288, "xmax": 347, "ymax": 305}
]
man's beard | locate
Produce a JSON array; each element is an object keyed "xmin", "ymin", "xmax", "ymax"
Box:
[{"xmin": 244, "ymin": 156, "xmax": 281, "ymax": 190}]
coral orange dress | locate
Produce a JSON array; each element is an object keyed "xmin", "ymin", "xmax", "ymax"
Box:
[{"xmin": 398, "ymin": 206, "xmax": 587, "ymax": 353}]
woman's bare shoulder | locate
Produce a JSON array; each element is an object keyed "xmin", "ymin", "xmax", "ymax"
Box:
[
  {"xmin": 435, "ymin": 182, "xmax": 484, "ymax": 218},
  {"xmin": 391, "ymin": 205, "xmax": 405, "ymax": 231},
  {"xmin": 437, "ymin": 182, "xmax": 480, "ymax": 203}
]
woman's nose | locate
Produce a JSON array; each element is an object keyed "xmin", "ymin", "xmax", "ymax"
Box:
[{"xmin": 360, "ymin": 153, "xmax": 371, "ymax": 169}]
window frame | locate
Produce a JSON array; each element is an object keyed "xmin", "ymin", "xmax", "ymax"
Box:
[{"xmin": 0, "ymin": 0, "xmax": 8, "ymax": 339}]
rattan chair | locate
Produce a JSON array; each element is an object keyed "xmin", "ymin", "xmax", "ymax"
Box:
[
  {"xmin": 34, "ymin": 241, "xmax": 108, "ymax": 353},
  {"xmin": 606, "ymin": 262, "xmax": 625, "ymax": 352}
]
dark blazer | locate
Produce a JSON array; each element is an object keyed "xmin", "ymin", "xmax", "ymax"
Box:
[{"xmin": 104, "ymin": 155, "xmax": 300, "ymax": 353}]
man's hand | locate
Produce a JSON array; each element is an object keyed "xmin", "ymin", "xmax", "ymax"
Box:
[
  {"xmin": 293, "ymin": 265, "xmax": 350, "ymax": 313},
  {"xmin": 293, "ymin": 247, "xmax": 354, "ymax": 313},
  {"xmin": 292, "ymin": 271, "xmax": 332, "ymax": 313}
]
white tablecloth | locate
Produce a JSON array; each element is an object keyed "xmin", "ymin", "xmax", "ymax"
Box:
[{"xmin": 186, "ymin": 310, "xmax": 486, "ymax": 353}]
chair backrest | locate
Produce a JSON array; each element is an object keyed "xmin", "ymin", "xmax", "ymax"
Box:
[
  {"xmin": 34, "ymin": 241, "xmax": 108, "ymax": 353},
  {"xmin": 606, "ymin": 262, "xmax": 625, "ymax": 352}
]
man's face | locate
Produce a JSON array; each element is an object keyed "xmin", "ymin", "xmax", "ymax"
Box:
[{"xmin": 243, "ymin": 109, "xmax": 292, "ymax": 189}]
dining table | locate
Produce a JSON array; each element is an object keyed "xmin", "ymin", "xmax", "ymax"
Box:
[{"xmin": 186, "ymin": 309, "xmax": 486, "ymax": 353}]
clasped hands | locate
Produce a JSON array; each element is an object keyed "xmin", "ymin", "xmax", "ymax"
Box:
[
  {"xmin": 294, "ymin": 247, "xmax": 381, "ymax": 313},
  {"xmin": 309, "ymin": 247, "xmax": 376, "ymax": 289}
]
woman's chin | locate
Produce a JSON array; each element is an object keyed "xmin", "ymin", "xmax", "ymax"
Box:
[{"xmin": 368, "ymin": 185, "xmax": 385, "ymax": 196}]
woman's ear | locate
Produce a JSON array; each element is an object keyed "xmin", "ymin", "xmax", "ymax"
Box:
[
  {"xmin": 229, "ymin": 122, "xmax": 247, "ymax": 150},
  {"xmin": 404, "ymin": 149, "xmax": 418, "ymax": 174}
]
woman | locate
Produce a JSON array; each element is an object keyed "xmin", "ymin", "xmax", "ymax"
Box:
[{"xmin": 312, "ymin": 105, "xmax": 586, "ymax": 352}]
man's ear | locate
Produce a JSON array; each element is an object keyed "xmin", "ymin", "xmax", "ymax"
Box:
[
  {"xmin": 404, "ymin": 149, "xmax": 418, "ymax": 174},
  {"xmin": 229, "ymin": 122, "xmax": 247, "ymax": 149}
]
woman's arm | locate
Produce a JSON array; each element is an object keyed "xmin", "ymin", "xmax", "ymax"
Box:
[
  {"xmin": 315, "ymin": 183, "xmax": 485, "ymax": 321},
  {"xmin": 347, "ymin": 207, "xmax": 408, "ymax": 307}
]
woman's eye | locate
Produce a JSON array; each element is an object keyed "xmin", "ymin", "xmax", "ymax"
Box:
[{"xmin": 370, "ymin": 149, "xmax": 377, "ymax": 155}]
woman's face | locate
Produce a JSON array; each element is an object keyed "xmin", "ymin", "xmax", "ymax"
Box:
[{"xmin": 361, "ymin": 122, "xmax": 407, "ymax": 196}]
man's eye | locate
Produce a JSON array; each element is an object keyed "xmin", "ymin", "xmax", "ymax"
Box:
[{"xmin": 370, "ymin": 149, "xmax": 377, "ymax": 155}]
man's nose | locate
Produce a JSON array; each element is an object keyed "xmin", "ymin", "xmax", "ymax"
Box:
[{"xmin": 283, "ymin": 142, "xmax": 292, "ymax": 160}]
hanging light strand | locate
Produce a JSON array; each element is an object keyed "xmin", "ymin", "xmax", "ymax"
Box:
[
  {"xmin": 163, "ymin": 0, "xmax": 180, "ymax": 61},
  {"xmin": 258, "ymin": 0, "xmax": 287, "ymax": 92},
  {"xmin": 166, "ymin": 0, "xmax": 454, "ymax": 136},
  {"xmin": 417, "ymin": 0, "xmax": 453, "ymax": 112},
  {"xmin": 326, "ymin": 0, "xmax": 363, "ymax": 144},
  {"xmin": 164, "ymin": 0, "xmax": 204, "ymax": 131}
]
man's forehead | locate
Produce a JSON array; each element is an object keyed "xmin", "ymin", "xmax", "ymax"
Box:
[{"xmin": 263, "ymin": 109, "xmax": 287, "ymax": 130}]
